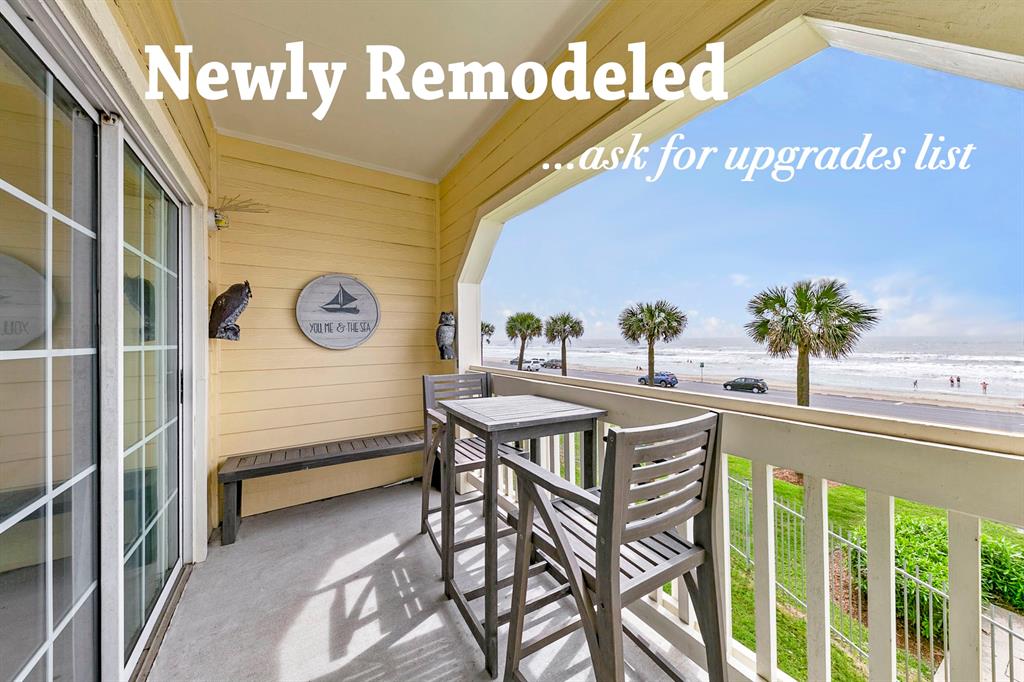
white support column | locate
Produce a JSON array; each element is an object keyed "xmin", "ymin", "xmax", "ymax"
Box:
[
  {"xmin": 866, "ymin": 490, "xmax": 896, "ymax": 682},
  {"xmin": 752, "ymin": 462, "xmax": 777, "ymax": 680},
  {"xmin": 455, "ymin": 281, "xmax": 481, "ymax": 372},
  {"xmin": 98, "ymin": 113, "xmax": 125, "ymax": 681},
  {"xmin": 948, "ymin": 511, "xmax": 982, "ymax": 682},
  {"xmin": 804, "ymin": 475, "xmax": 831, "ymax": 682}
]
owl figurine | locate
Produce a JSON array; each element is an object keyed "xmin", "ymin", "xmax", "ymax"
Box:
[
  {"xmin": 435, "ymin": 311, "xmax": 456, "ymax": 360},
  {"xmin": 209, "ymin": 281, "xmax": 252, "ymax": 340}
]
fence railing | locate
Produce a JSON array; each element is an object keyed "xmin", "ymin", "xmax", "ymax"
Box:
[
  {"xmin": 728, "ymin": 473, "xmax": 1024, "ymax": 682},
  {"xmin": 473, "ymin": 366, "xmax": 1024, "ymax": 682}
]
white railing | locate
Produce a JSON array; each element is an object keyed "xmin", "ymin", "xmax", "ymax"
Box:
[{"xmin": 472, "ymin": 366, "xmax": 1023, "ymax": 682}]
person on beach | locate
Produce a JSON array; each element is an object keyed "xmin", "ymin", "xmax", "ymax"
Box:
[
  {"xmin": 956, "ymin": 376, "xmax": 961, "ymax": 388},
  {"xmin": 981, "ymin": 380, "xmax": 989, "ymax": 395},
  {"xmin": 949, "ymin": 376, "xmax": 955, "ymax": 388},
  {"xmin": 913, "ymin": 379, "xmax": 918, "ymax": 390}
]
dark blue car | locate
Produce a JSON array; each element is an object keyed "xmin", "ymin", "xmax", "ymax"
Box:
[{"xmin": 638, "ymin": 371, "xmax": 678, "ymax": 388}]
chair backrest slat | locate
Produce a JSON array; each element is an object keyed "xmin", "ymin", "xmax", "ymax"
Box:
[
  {"xmin": 628, "ymin": 464, "xmax": 705, "ymax": 503},
  {"xmin": 626, "ymin": 480, "xmax": 702, "ymax": 523},
  {"xmin": 621, "ymin": 497, "xmax": 704, "ymax": 544},
  {"xmin": 632, "ymin": 430, "xmax": 709, "ymax": 465},
  {"xmin": 423, "ymin": 373, "xmax": 489, "ymax": 411},
  {"xmin": 598, "ymin": 411, "xmax": 720, "ymax": 554},
  {"xmin": 629, "ymin": 448, "xmax": 707, "ymax": 485}
]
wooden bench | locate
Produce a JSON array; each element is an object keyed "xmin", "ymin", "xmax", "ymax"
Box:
[{"xmin": 217, "ymin": 430, "xmax": 424, "ymax": 545}]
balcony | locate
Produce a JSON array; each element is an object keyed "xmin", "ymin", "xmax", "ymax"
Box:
[{"xmin": 149, "ymin": 370, "xmax": 1022, "ymax": 682}]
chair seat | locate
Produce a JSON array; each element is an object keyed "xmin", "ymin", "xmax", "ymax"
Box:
[
  {"xmin": 511, "ymin": 495, "xmax": 705, "ymax": 603},
  {"xmin": 450, "ymin": 437, "xmax": 526, "ymax": 473}
]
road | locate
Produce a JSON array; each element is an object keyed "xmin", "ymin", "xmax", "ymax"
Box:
[{"xmin": 485, "ymin": 363, "xmax": 1023, "ymax": 433}]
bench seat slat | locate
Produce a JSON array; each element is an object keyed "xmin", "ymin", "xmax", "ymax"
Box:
[{"xmin": 217, "ymin": 430, "xmax": 425, "ymax": 483}]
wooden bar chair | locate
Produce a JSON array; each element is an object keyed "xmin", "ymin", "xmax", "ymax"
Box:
[
  {"xmin": 420, "ymin": 373, "xmax": 524, "ymax": 564},
  {"xmin": 501, "ymin": 412, "xmax": 727, "ymax": 682}
]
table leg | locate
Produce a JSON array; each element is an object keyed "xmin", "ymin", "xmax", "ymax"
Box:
[
  {"xmin": 443, "ymin": 414, "xmax": 456, "ymax": 598},
  {"xmin": 529, "ymin": 437, "xmax": 540, "ymax": 465},
  {"xmin": 583, "ymin": 419, "xmax": 597, "ymax": 489},
  {"xmin": 484, "ymin": 432, "xmax": 499, "ymax": 678}
]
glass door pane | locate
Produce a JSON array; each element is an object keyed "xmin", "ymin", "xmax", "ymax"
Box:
[
  {"xmin": 0, "ymin": 16, "xmax": 98, "ymax": 682},
  {"xmin": 121, "ymin": 147, "xmax": 180, "ymax": 663}
]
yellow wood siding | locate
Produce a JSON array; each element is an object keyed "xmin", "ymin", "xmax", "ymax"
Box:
[
  {"xmin": 106, "ymin": 0, "xmax": 215, "ymax": 189},
  {"xmin": 211, "ymin": 135, "xmax": 440, "ymax": 520}
]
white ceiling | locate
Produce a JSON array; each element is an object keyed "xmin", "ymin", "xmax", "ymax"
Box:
[{"xmin": 173, "ymin": 0, "xmax": 603, "ymax": 181}]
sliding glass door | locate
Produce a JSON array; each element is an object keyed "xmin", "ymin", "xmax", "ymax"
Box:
[
  {"xmin": 0, "ymin": 11, "xmax": 185, "ymax": 680},
  {"xmin": 0, "ymin": 15, "xmax": 99, "ymax": 682},
  {"xmin": 121, "ymin": 147, "xmax": 181, "ymax": 666}
]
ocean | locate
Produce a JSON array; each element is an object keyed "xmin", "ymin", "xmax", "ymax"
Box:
[{"xmin": 483, "ymin": 336, "xmax": 1024, "ymax": 402}]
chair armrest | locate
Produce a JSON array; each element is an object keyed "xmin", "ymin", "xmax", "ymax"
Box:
[
  {"xmin": 426, "ymin": 407, "xmax": 446, "ymax": 426},
  {"xmin": 500, "ymin": 453, "xmax": 600, "ymax": 514}
]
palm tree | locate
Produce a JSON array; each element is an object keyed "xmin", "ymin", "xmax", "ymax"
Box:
[
  {"xmin": 544, "ymin": 313, "xmax": 584, "ymax": 376},
  {"xmin": 480, "ymin": 321, "xmax": 495, "ymax": 360},
  {"xmin": 746, "ymin": 278, "xmax": 879, "ymax": 407},
  {"xmin": 618, "ymin": 301, "xmax": 687, "ymax": 386},
  {"xmin": 505, "ymin": 312, "xmax": 542, "ymax": 370}
]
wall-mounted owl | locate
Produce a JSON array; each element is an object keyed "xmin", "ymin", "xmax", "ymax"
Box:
[
  {"xmin": 209, "ymin": 281, "xmax": 252, "ymax": 340},
  {"xmin": 436, "ymin": 311, "xmax": 456, "ymax": 360}
]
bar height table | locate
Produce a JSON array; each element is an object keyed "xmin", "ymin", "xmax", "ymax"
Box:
[{"xmin": 437, "ymin": 394, "xmax": 607, "ymax": 678}]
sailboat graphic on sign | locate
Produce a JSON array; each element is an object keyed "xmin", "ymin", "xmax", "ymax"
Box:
[{"xmin": 321, "ymin": 284, "xmax": 359, "ymax": 314}]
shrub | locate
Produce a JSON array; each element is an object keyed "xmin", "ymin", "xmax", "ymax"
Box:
[{"xmin": 850, "ymin": 516, "xmax": 1024, "ymax": 642}]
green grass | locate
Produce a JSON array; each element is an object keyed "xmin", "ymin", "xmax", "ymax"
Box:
[
  {"xmin": 730, "ymin": 559, "xmax": 866, "ymax": 682},
  {"xmin": 727, "ymin": 456, "xmax": 1024, "ymax": 548}
]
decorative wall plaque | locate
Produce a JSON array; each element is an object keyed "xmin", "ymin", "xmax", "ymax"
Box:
[{"xmin": 296, "ymin": 274, "xmax": 380, "ymax": 349}]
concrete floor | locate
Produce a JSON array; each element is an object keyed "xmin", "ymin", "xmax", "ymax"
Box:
[{"xmin": 148, "ymin": 482, "xmax": 706, "ymax": 681}]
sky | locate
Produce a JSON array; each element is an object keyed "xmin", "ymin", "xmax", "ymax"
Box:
[{"xmin": 481, "ymin": 47, "xmax": 1024, "ymax": 340}]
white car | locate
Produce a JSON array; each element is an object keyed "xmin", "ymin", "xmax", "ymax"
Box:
[{"xmin": 522, "ymin": 360, "xmax": 542, "ymax": 372}]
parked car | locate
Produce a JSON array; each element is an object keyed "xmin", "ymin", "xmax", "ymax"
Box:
[
  {"xmin": 638, "ymin": 371, "xmax": 678, "ymax": 388},
  {"xmin": 724, "ymin": 377, "xmax": 768, "ymax": 393},
  {"xmin": 522, "ymin": 360, "xmax": 542, "ymax": 372},
  {"xmin": 509, "ymin": 358, "xmax": 519, "ymax": 365},
  {"xmin": 542, "ymin": 359, "xmax": 562, "ymax": 369}
]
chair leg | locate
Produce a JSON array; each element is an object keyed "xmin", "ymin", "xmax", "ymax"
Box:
[
  {"xmin": 442, "ymin": 420, "xmax": 456, "ymax": 598},
  {"xmin": 420, "ymin": 423, "xmax": 441, "ymax": 534},
  {"xmin": 592, "ymin": 593, "xmax": 625, "ymax": 682},
  {"xmin": 503, "ymin": 477, "xmax": 535, "ymax": 682},
  {"xmin": 685, "ymin": 560, "xmax": 729, "ymax": 682}
]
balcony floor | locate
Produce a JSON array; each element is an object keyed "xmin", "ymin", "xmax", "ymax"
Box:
[{"xmin": 149, "ymin": 481, "xmax": 706, "ymax": 681}]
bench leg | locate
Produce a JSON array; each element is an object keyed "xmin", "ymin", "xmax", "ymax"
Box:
[{"xmin": 222, "ymin": 481, "xmax": 242, "ymax": 545}]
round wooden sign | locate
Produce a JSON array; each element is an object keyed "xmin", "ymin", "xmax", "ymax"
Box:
[
  {"xmin": 0, "ymin": 253, "xmax": 49, "ymax": 350},
  {"xmin": 295, "ymin": 274, "xmax": 380, "ymax": 349}
]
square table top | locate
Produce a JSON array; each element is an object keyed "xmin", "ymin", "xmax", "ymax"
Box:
[{"xmin": 438, "ymin": 394, "xmax": 607, "ymax": 433}]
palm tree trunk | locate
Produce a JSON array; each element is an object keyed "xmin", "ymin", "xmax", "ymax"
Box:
[
  {"xmin": 561, "ymin": 339, "xmax": 567, "ymax": 376},
  {"xmin": 480, "ymin": 335, "xmax": 484, "ymax": 362},
  {"xmin": 797, "ymin": 345, "xmax": 810, "ymax": 406},
  {"xmin": 517, "ymin": 339, "xmax": 525, "ymax": 370},
  {"xmin": 647, "ymin": 341, "xmax": 655, "ymax": 386}
]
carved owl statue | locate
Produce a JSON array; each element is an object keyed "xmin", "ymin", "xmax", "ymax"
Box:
[
  {"xmin": 435, "ymin": 311, "xmax": 456, "ymax": 360},
  {"xmin": 209, "ymin": 281, "xmax": 252, "ymax": 341}
]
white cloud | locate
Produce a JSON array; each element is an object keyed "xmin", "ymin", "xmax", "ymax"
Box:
[
  {"xmin": 729, "ymin": 273, "xmax": 750, "ymax": 287},
  {"xmin": 866, "ymin": 272, "xmax": 1019, "ymax": 337}
]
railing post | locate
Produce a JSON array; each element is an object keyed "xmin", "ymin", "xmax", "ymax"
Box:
[
  {"xmin": 752, "ymin": 463, "xmax": 777, "ymax": 680},
  {"xmin": 866, "ymin": 491, "xmax": 896, "ymax": 682},
  {"xmin": 711, "ymin": 440, "xmax": 732, "ymax": 668},
  {"xmin": 804, "ymin": 475, "xmax": 831, "ymax": 681},
  {"xmin": 948, "ymin": 511, "xmax": 982, "ymax": 682}
]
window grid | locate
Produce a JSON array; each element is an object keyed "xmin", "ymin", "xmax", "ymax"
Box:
[
  {"xmin": 121, "ymin": 145, "xmax": 181, "ymax": 667},
  {"xmin": 2, "ymin": 63, "xmax": 99, "ymax": 682}
]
